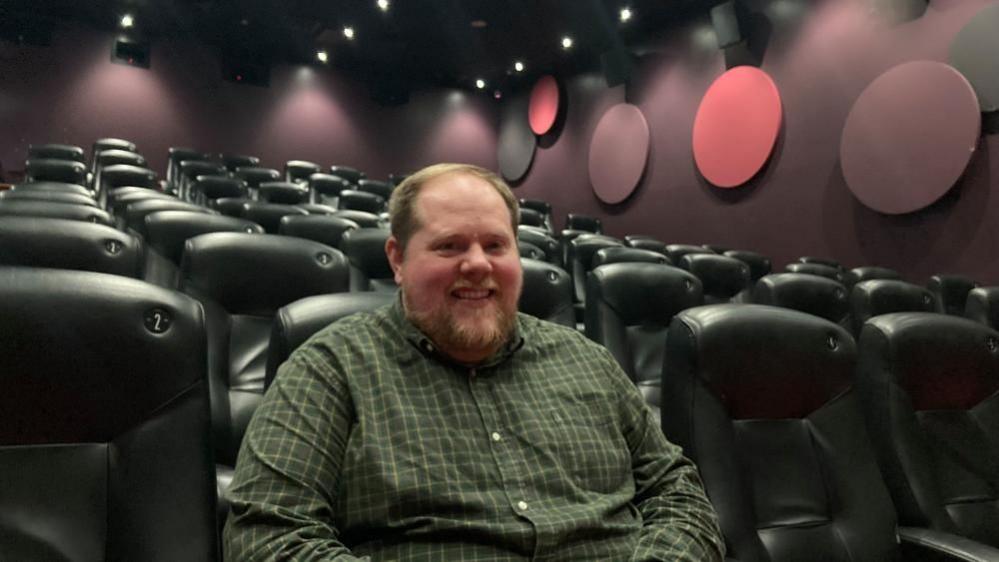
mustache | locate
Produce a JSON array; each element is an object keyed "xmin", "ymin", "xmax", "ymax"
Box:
[{"xmin": 450, "ymin": 281, "xmax": 499, "ymax": 291}]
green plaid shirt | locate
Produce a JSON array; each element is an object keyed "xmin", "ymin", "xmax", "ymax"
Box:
[{"xmin": 224, "ymin": 299, "xmax": 724, "ymax": 561}]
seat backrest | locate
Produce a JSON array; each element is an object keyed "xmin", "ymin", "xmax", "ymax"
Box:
[
  {"xmin": 180, "ymin": 232, "xmax": 350, "ymax": 465},
  {"xmin": 145, "ymin": 210, "xmax": 264, "ymax": 265},
  {"xmin": 27, "ymin": 143, "xmax": 85, "ymax": 162},
  {"xmin": 331, "ymin": 209, "xmax": 382, "ymax": 228},
  {"xmin": 857, "ymin": 313, "xmax": 999, "ymax": 547},
  {"xmin": 785, "ymin": 261, "xmax": 846, "ymax": 284},
  {"xmin": 241, "ymin": 201, "xmax": 309, "ymax": 234},
  {"xmin": 97, "ymin": 148, "xmax": 147, "ymax": 169},
  {"xmin": 2, "ymin": 189, "xmax": 96, "ymax": 207},
  {"xmin": 340, "ymin": 227, "xmax": 396, "ymax": 292},
  {"xmin": 211, "ymin": 196, "xmax": 252, "ymax": 218},
  {"xmin": 798, "ymin": 256, "xmax": 843, "ymax": 270},
  {"xmin": 752, "ymin": 273, "xmax": 850, "ymax": 327},
  {"xmin": 848, "ymin": 266, "xmax": 901, "ymax": 287},
  {"xmin": 192, "ymin": 175, "xmax": 247, "ymax": 202},
  {"xmin": 25, "ymin": 158, "xmax": 87, "ymax": 184},
  {"xmin": 93, "ymin": 137, "xmax": 136, "ymax": 154},
  {"xmin": 0, "ymin": 217, "xmax": 143, "ymax": 277},
  {"xmin": 338, "ymin": 189, "xmax": 386, "ymax": 214},
  {"xmin": 520, "ymin": 258, "xmax": 574, "ymax": 327},
  {"xmin": 586, "ymin": 262, "xmax": 702, "ymax": 385},
  {"xmin": 285, "ymin": 160, "xmax": 321, "ymax": 184},
  {"xmin": 664, "ymin": 243, "xmax": 713, "ymax": 264},
  {"xmin": 99, "ymin": 164, "xmax": 156, "ymax": 190},
  {"xmin": 0, "ymin": 199, "xmax": 113, "ymax": 225},
  {"xmin": 966, "ymin": 287, "xmax": 999, "ymax": 329},
  {"xmin": 279, "ymin": 214, "xmax": 359, "ymax": 249},
  {"xmin": 625, "ymin": 236, "xmax": 668, "ymax": 255},
  {"xmin": 518, "ymin": 207, "xmax": 547, "ymax": 229},
  {"xmin": 517, "ymin": 226, "xmax": 560, "ymax": 265},
  {"xmin": 177, "ymin": 160, "xmax": 226, "ymax": 201},
  {"xmin": 724, "ymin": 249, "xmax": 772, "ymax": 283},
  {"xmin": 14, "ymin": 180, "xmax": 91, "ymax": 196},
  {"xmin": 233, "ymin": 166, "xmax": 281, "ymax": 191},
  {"xmin": 309, "ymin": 173, "xmax": 352, "ymax": 203},
  {"xmin": 928, "ymin": 274, "xmax": 978, "ymax": 316},
  {"xmin": 679, "ymin": 253, "xmax": 751, "ymax": 304},
  {"xmin": 357, "ymin": 179, "xmax": 394, "ymax": 200},
  {"xmin": 565, "ymin": 213, "xmax": 601, "ymax": 233},
  {"xmin": 124, "ymin": 198, "xmax": 211, "ymax": 238},
  {"xmin": 265, "ymin": 291, "xmax": 396, "ymax": 389},
  {"xmin": 258, "ymin": 181, "xmax": 310, "ymax": 204},
  {"xmin": 167, "ymin": 147, "xmax": 205, "ymax": 188},
  {"xmin": 662, "ymin": 304, "xmax": 899, "ymax": 562},
  {"xmin": 0, "ymin": 268, "xmax": 216, "ymax": 562},
  {"xmin": 329, "ymin": 165, "xmax": 365, "ymax": 185},
  {"xmin": 221, "ymin": 154, "xmax": 260, "ymax": 173},
  {"xmin": 592, "ymin": 246, "xmax": 671, "ymax": 268},
  {"xmin": 850, "ymin": 279, "xmax": 937, "ymax": 336},
  {"xmin": 567, "ymin": 235, "xmax": 624, "ymax": 303},
  {"xmin": 110, "ymin": 190, "xmax": 178, "ymax": 217}
]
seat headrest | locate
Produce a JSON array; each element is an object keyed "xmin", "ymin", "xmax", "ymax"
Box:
[
  {"xmin": 668, "ymin": 304, "xmax": 855, "ymax": 419},
  {"xmin": 966, "ymin": 287, "xmax": 999, "ymax": 330},
  {"xmin": 279, "ymin": 215, "xmax": 359, "ymax": 248},
  {"xmin": 798, "ymin": 256, "xmax": 842, "ymax": 269},
  {"xmin": 665, "ymin": 243, "xmax": 714, "ymax": 263},
  {"xmin": 753, "ymin": 273, "xmax": 849, "ymax": 324},
  {"xmin": 266, "ymin": 291, "xmax": 395, "ymax": 388},
  {"xmin": 286, "ymin": 160, "xmax": 321, "ymax": 176},
  {"xmin": 97, "ymin": 149, "xmax": 146, "ymax": 167},
  {"xmin": 179, "ymin": 160, "xmax": 225, "ymax": 178},
  {"xmin": 571, "ymin": 236, "xmax": 624, "ymax": 267},
  {"xmin": 0, "ymin": 268, "xmax": 205, "ymax": 444},
  {"xmin": 520, "ymin": 259, "xmax": 573, "ymax": 325},
  {"xmin": 518, "ymin": 198, "xmax": 552, "ymax": 215},
  {"xmin": 125, "ymin": 199, "xmax": 210, "ymax": 237},
  {"xmin": 723, "ymin": 249, "xmax": 772, "ymax": 281},
  {"xmin": 93, "ymin": 137, "xmax": 136, "ymax": 152},
  {"xmin": 517, "ymin": 228, "xmax": 558, "ymax": 256},
  {"xmin": 338, "ymin": 189, "xmax": 386, "ymax": 214},
  {"xmin": 234, "ymin": 167, "xmax": 281, "ymax": 187},
  {"xmin": 588, "ymin": 262, "xmax": 703, "ymax": 325},
  {"xmin": 565, "ymin": 213, "xmax": 601, "ymax": 233},
  {"xmin": 928, "ymin": 274, "xmax": 978, "ymax": 315},
  {"xmin": 28, "ymin": 143, "xmax": 85, "ymax": 162},
  {"xmin": 241, "ymin": 202, "xmax": 309, "ymax": 233},
  {"xmin": 680, "ymin": 254, "xmax": 751, "ymax": 299},
  {"xmin": 340, "ymin": 228, "xmax": 393, "ymax": 278},
  {"xmin": 519, "ymin": 208, "xmax": 546, "ymax": 228},
  {"xmin": 100, "ymin": 164, "xmax": 157, "ymax": 188},
  {"xmin": 258, "ymin": 181, "xmax": 310, "ymax": 204},
  {"xmin": 861, "ymin": 312, "xmax": 999, "ymax": 410},
  {"xmin": 329, "ymin": 166, "xmax": 365, "ymax": 184},
  {"xmin": 15, "ymin": 181, "xmax": 90, "ymax": 196},
  {"xmin": 222, "ymin": 154, "xmax": 260, "ymax": 171},
  {"xmin": 592, "ymin": 247, "xmax": 671, "ymax": 268},
  {"xmin": 850, "ymin": 279, "xmax": 936, "ymax": 334},
  {"xmin": 3, "ymin": 189, "xmax": 96, "ymax": 207},
  {"xmin": 849, "ymin": 266, "xmax": 901, "ymax": 285},
  {"xmin": 168, "ymin": 147, "xmax": 205, "ymax": 161},
  {"xmin": 785, "ymin": 262, "xmax": 846, "ymax": 283},
  {"xmin": 309, "ymin": 173, "xmax": 352, "ymax": 196},
  {"xmin": 0, "ymin": 217, "xmax": 143, "ymax": 277},
  {"xmin": 145, "ymin": 211, "xmax": 264, "ymax": 264},
  {"xmin": 357, "ymin": 179, "xmax": 394, "ymax": 199},
  {"xmin": 331, "ymin": 209, "xmax": 381, "ymax": 228},
  {"xmin": 181, "ymin": 232, "xmax": 349, "ymax": 314},
  {"xmin": 26, "ymin": 158, "xmax": 87, "ymax": 184},
  {"xmin": 193, "ymin": 175, "xmax": 247, "ymax": 199},
  {"xmin": 626, "ymin": 237, "xmax": 667, "ymax": 255},
  {"xmin": 0, "ymin": 200, "xmax": 112, "ymax": 225}
]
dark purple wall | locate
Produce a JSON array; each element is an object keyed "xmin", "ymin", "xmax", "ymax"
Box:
[
  {"xmin": 511, "ymin": 0, "xmax": 999, "ymax": 284},
  {"xmin": 0, "ymin": 24, "xmax": 497, "ymax": 182}
]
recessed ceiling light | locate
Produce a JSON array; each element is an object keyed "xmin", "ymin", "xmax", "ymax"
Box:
[
  {"xmin": 316, "ymin": 50, "xmax": 329, "ymax": 63},
  {"xmin": 343, "ymin": 26, "xmax": 355, "ymax": 39},
  {"xmin": 514, "ymin": 61, "xmax": 525, "ymax": 72},
  {"xmin": 493, "ymin": 90, "xmax": 503, "ymax": 99},
  {"xmin": 120, "ymin": 14, "xmax": 134, "ymax": 28},
  {"xmin": 620, "ymin": 7, "xmax": 633, "ymax": 23},
  {"xmin": 561, "ymin": 36, "xmax": 573, "ymax": 50},
  {"xmin": 377, "ymin": 0, "xmax": 390, "ymax": 11},
  {"xmin": 475, "ymin": 78, "xmax": 486, "ymax": 89}
]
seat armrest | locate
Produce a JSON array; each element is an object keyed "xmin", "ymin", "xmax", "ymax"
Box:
[{"xmin": 899, "ymin": 527, "xmax": 999, "ymax": 562}]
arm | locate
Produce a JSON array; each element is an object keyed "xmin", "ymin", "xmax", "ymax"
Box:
[
  {"xmin": 223, "ymin": 348, "xmax": 369, "ymax": 562},
  {"xmin": 607, "ymin": 357, "xmax": 725, "ymax": 562}
]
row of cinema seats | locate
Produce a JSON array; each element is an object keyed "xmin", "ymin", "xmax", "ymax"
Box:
[{"xmin": 5, "ymin": 263, "xmax": 999, "ymax": 560}]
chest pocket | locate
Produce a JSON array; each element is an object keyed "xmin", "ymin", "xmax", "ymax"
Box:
[{"xmin": 542, "ymin": 398, "xmax": 630, "ymax": 494}]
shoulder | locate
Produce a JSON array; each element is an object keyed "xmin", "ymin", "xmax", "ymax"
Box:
[
  {"xmin": 288, "ymin": 304, "xmax": 403, "ymax": 374},
  {"xmin": 517, "ymin": 312, "xmax": 619, "ymax": 369}
]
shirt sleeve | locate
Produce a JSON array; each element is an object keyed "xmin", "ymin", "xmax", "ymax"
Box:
[
  {"xmin": 601, "ymin": 352, "xmax": 727, "ymax": 562},
  {"xmin": 222, "ymin": 344, "xmax": 370, "ymax": 562}
]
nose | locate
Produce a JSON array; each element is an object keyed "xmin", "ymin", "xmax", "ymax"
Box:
[{"xmin": 459, "ymin": 243, "xmax": 493, "ymax": 278}]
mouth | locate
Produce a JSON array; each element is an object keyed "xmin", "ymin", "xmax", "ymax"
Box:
[{"xmin": 450, "ymin": 287, "xmax": 496, "ymax": 302}]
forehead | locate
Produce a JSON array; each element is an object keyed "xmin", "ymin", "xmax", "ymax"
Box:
[{"xmin": 413, "ymin": 173, "xmax": 513, "ymax": 235}]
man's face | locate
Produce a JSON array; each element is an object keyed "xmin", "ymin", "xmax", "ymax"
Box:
[{"xmin": 386, "ymin": 172, "xmax": 523, "ymax": 364}]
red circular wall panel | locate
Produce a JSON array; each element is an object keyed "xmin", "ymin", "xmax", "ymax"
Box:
[
  {"xmin": 588, "ymin": 103, "xmax": 650, "ymax": 205},
  {"xmin": 692, "ymin": 66, "xmax": 783, "ymax": 188},
  {"xmin": 840, "ymin": 61, "xmax": 980, "ymax": 215},
  {"xmin": 528, "ymin": 76, "xmax": 559, "ymax": 135}
]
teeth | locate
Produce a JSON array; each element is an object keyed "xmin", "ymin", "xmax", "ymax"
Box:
[{"xmin": 455, "ymin": 289, "xmax": 490, "ymax": 299}]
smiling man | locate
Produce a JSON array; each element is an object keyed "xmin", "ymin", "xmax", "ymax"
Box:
[{"xmin": 224, "ymin": 163, "xmax": 725, "ymax": 561}]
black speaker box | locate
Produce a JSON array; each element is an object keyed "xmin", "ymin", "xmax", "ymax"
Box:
[
  {"xmin": 711, "ymin": 0, "xmax": 747, "ymax": 49},
  {"xmin": 111, "ymin": 37, "xmax": 150, "ymax": 68}
]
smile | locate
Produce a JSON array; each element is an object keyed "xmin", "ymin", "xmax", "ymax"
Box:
[{"xmin": 451, "ymin": 288, "xmax": 494, "ymax": 300}]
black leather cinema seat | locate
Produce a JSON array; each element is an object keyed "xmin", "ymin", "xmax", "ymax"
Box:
[
  {"xmin": 279, "ymin": 214, "xmax": 359, "ymax": 249},
  {"xmin": 520, "ymin": 258, "xmax": 574, "ymax": 327},
  {"xmin": 329, "ymin": 165, "xmax": 365, "ymax": 185},
  {"xmin": 664, "ymin": 243, "xmax": 713, "ymax": 264},
  {"xmin": 338, "ymin": 189, "xmax": 386, "ymax": 214},
  {"xmin": 966, "ymin": 287, "xmax": 999, "ymax": 330},
  {"xmin": 110, "ymin": 190, "xmax": 178, "ymax": 217},
  {"xmin": 565, "ymin": 213, "xmax": 601, "ymax": 233},
  {"xmin": 592, "ymin": 246, "xmax": 671, "ymax": 267},
  {"xmin": 258, "ymin": 181, "xmax": 310, "ymax": 204},
  {"xmin": 679, "ymin": 253, "xmax": 751, "ymax": 304},
  {"xmin": 240, "ymin": 202, "xmax": 309, "ymax": 234},
  {"xmin": 0, "ymin": 217, "xmax": 143, "ymax": 277},
  {"xmin": 625, "ymin": 236, "xmax": 668, "ymax": 255},
  {"xmin": 331, "ymin": 209, "xmax": 382, "ymax": 228},
  {"xmin": 340, "ymin": 228, "xmax": 396, "ymax": 292},
  {"xmin": 519, "ymin": 207, "xmax": 547, "ymax": 229},
  {"xmin": 211, "ymin": 197, "xmax": 253, "ymax": 218},
  {"xmin": 661, "ymin": 304, "xmax": 999, "ymax": 562},
  {"xmin": 192, "ymin": 175, "xmax": 247, "ymax": 204},
  {"xmin": 0, "ymin": 268, "xmax": 216, "ymax": 562},
  {"xmin": 285, "ymin": 160, "xmax": 321, "ymax": 184},
  {"xmin": 850, "ymin": 279, "xmax": 937, "ymax": 336},
  {"xmin": 25, "ymin": 158, "xmax": 87, "ymax": 184},
  {"xmin": 309, "ymin": 173, "xmax": 352, "ymax": 205},
  {"xmin": 517, "ymin": 226, "xmax": 560, "ymax": 265},
  {"xmin": 518, "ymin": 241, "xmax": 546, "ymax": 260},
  {"xmin": 166, "ymin": 147, "xmax": 206, "ymax": 191},
  {"xmin": 95, "ymin": 148, "xmax": 147, "ymax": 169},
  {"xmin": 519, "ymin": 198, "xmax": 553, "ymax": 229},
  {"xmin": 858, "ymin": 313, "xmax": 999, "ymax": 550},
  {"xmin": 265, "ymin": 291, "xmax": 396, "ymax": 390},
  {"xmin": 178, "ymin": 160, "xmax": 226, "ymax": 201},
  {"xmin": 357, "ymin": 179, "xmax": 394, "ymax": 201},
  {"xmin": 798, "ymin": 255, "xmax": 843, "ymax": 270},
  {"xmin": 847, "ymin": 265, "xmax": 901, "ymax": 287},
  {"xmin": 929, "ymin": 274, "xmax": 979, "ymax": 316},
  {"xmin": 234, "ymin": 166, "xmax": 281, "ymax": 197},
  {"xmin": 123, "ymin": 198, "xmax": 212, "ymax": 238},
  {"xmin": 27, "ymin": 143, "xmax": 85, "ymax": 162},
  {"xmin": 752, "ymin": 273, "xmax": 850, "ymax": 328},
  {"xmin": 1, "ymin": 189, "xmax": 97, "ymax": 207},
  {"xmin": 724, "ymin": 249, "xmax": 772, "ymax": 283},
  {"xmin": 92, "ymin": 137, "xmax": 136, "ymax": 154},
  {"xmin": 221, "ymin": 153, "xmax": 260, "ymax": 173},
  {"xmin": 180, "ymin": 232, "xmax": 350, "ymax": 469},
  {"xmin": 586, "ymin": 262, "xmax": 703, "ymax": 418},
  {"xmin": 97, "ymin": 164, "xmax": 157, "ymax": 206},
  {"xmin": 785, "ymin": 261, "xmax": 847, "ymax": 284},
  {"xmin": 14, "ymin": 180, "xmax": 91, "ymax": 196},
  {"xmin": 0, "ymin": 199, "xmax": 113, "ymax": 225}
]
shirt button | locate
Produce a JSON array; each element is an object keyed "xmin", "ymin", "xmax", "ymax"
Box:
[
  {"xmin": 517, "ymin": 501, "xmax": 528, "ymax": 511},
  {"xmin": 491, "ymin": 432, "xmax": 502, "ymax": 442}
]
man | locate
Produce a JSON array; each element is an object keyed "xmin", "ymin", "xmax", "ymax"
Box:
[{"xmin": 224, "ymin": 163, "xmax": 725, "ymax": 561}]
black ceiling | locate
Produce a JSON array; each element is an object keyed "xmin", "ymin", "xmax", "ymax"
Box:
[{"xmin": 3, "ymin": 0, "xmax": 721, "ymax": 95}]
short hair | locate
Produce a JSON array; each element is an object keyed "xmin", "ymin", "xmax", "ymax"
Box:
[{"xmin": 389, "ymin": 163, "xmax": 519, "ymax": 252}]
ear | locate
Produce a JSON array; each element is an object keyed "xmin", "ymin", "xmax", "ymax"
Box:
[{"xmin": 385, "ymin": 235, "xmax": 405, "ymax": 284}]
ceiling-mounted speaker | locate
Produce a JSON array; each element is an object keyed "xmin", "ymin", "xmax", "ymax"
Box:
[
  {"xmin": 112, "ymin": 37, "xmax": 150, "ymax": 68},
  {"xmin": 710, "ymin": 0, "xmax": 747, "ymax": 49},
  {"xmin": 601, "ymin": 48, "xmax": 633, "ymax": 88}
]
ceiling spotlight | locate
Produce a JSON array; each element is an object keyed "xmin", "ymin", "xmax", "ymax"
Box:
[
  {"xmin": 120, "ymin": 14, "xmax": 134, "ymax": 28},
  {"xmin": 475, "ymin": 78, "xmax": 486, "ymax": 89},
  {"xmin": 377, "ymin": 0, "xmax": 390, "ymax": 11},
  {"xmin": 343, "ymin": 26, "xmax": 355, "ymax": 40},
  {"xmin": 561, "ymin": 36, "xmax": 573, "ymax": 50},
  {"xmin": 514, "ymin": 61, "xmax": 525, "ymax": 72},
  {"xmin": 620, "ymin": 8, "xmax": 633, "ymax": 22},
  {"xmin": 316, "ymin": 50, "xmax": 328, "ymax": 63},
  {"xmin": 493, "ymin": 90, "xmax": 503, "ymax": 100}
]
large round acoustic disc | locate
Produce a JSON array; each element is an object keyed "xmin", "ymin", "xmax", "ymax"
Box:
[
  {"xmin": 840, "ymin": 61, "xmax": 980, "ymax": 215},
  {"xmin": 498, "ymin": 103, "xmax": 537, "ymax": 183},
  {"xmin": 588, "ymin": 103, "xmax": 650, "ymax": 204},
  {"xmin": 528, "ymin": 75, "xmax": 560, "ymax": 135},
  {"xmin": 950, "ymin": 3, "xmax": 999, "ymax": 112},
  {"xmin": 692, "ymin": 66, "xmax": 782, "ymax": 188}
]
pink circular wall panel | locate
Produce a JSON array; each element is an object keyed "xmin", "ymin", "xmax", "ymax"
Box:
[
  {"xmin": 840, "ymin": 61, "xmax": 980, "ymax": 215},
  {"xmin": 528, "ymin": 76, "xmax": 559, "ymax": 135},
  {"xmin": 588, "ymin": 103, "xmax": 650, "ymax": 205},
  {"xmin": 692, "ymin": 66, "xmax": 783, "ymax": 188}
]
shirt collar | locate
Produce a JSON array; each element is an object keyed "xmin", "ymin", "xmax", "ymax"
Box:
[{"xmin": 389, "ymin": 293, "xmax": 526, "ymax": 369}]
